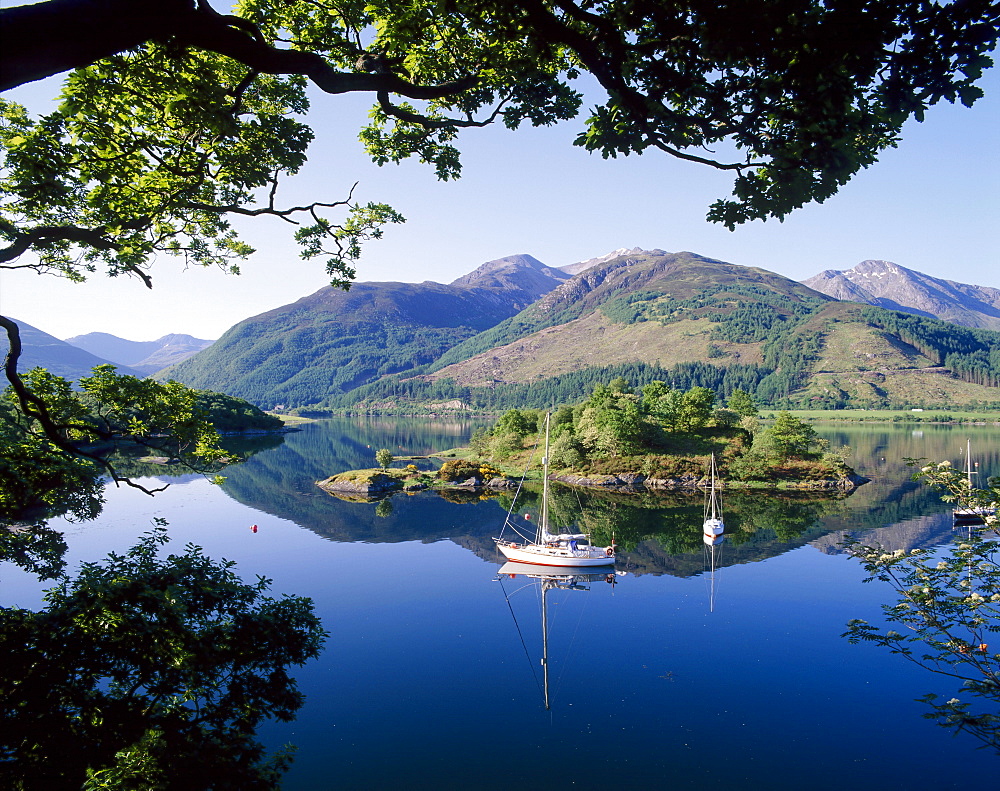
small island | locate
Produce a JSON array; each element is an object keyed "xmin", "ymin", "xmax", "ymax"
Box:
[{"xmin": 317, "ymin": 379, "xmax": 868, "ymax": 498}]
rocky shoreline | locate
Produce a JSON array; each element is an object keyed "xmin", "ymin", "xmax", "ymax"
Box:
[
  {"xmin": 317, "ymin": 469, "xmax": 868, "ymax": 498},
  {"xmin": 552, "ymin": 471, "xmax": 869, "ymax": 492},
  {"xmin": 316, "ymin": 472, "xmax": 518, "ymax": 498}
]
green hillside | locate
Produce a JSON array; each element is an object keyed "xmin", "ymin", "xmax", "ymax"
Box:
[
  {"xmin": 329, "ymin": 253, "xmax": 1000, "ymax": 413},
  {"xmin": 161, "ymin": 249, "xmax": 1000, "ymax": 414},
  {"xmin": 160, "ymin": 255, "xmax": 567, "ymax": 409},
  {"xmin": 427, "ymin": 250, "xmax": 822, "ymax": 370}
]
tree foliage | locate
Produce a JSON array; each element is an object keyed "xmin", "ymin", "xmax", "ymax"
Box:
[
  {"xmin": 2, "ymin": 0, "xmax": 997, "ymax": 288},
  {"xmin": 375, "ymin": 447, "xmax": 393, "ymax": 470},
  {"xmin": 0, "ymin": 526, "xmax": 328, "ymax": 789},
  {"xmin": 0, "ymin": 352, "xmax": 279, "ymax": 520},
  {"xmin": 1, "ymin": 358, "xmax": 230, "ymax": 506},
  {"xmin": 844, "ymin": 462, "xmax": 1000, "ymax": 753}
]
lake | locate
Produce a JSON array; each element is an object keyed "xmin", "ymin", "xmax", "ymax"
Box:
[{"xmin": 4, "ymin": 420, "xmax": 1000, "ymax": 789}]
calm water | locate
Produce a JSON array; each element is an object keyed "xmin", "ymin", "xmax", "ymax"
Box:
[{"xmin": 4, "ymin": 420, "xmax": 1000, "ymax": 789}]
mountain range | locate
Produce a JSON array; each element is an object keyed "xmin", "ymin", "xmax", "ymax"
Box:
[
  {"xmin": 9, "ymin": 250, "xmax": 999, "ymax": 412},
  {"xmin": 802, "ymin": 260, "xmax": 1000, "ymax": 331},
  {"xmin": 160, "ymin": 254, "xmax": 569, "ymax": 408},
  {"xmin": 1, "ymin": 320, "xmax": 144, "ymax": 381},
  {"xmin": 65, "ymin": 332, "xmax": 214, "ymax": 375},
  {"xmin": 380, "ymin": 250, "xmax": 997, "ymax": 412}
]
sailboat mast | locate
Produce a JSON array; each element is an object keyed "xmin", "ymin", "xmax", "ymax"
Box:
[
  {"xmin": 710, "ymin": 454, "xmax": 716, "ymax": 521},
  {"xmin": 967, "ymin": 438, "xmax": 974, "ymax": 485},
  {"xmin": 541, "ymin": 581, "xmax": 551, "ymax": 710},
  {"xmin": 708, "ymin": 453, "xmax": 719, "ymax": 521},
  {"xmin": 540, "ymin": 412, "xmax": 550, "ymax": 543}
]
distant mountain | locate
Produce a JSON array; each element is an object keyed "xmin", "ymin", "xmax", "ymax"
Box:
[
  {"xmin": 336, "ymin": 250, "xmax": 1000, "ymax": 412},
  {"xmin": 1, "ymin": 319, "xmax": 142, "ymax": 381},
  {"xmin": 425, "ymin": 250, "xmax": 828, "ymax": 385},
  {"xmin": 162, "ymin": 254, "xmax": 569, "ymax": 408},
  {"xmin": 558, "ymin": 247, "xmax": 656, "ymax": 276},
  {"xmin": 802, "ymin": 260, "xmax": 1000, "ymax": 331},
  {"xmin": 65, "ymin": 332, "xmax": 214, "ymax": 375}
]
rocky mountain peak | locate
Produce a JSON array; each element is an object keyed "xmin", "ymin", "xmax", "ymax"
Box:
[
  {"xmin": 558, "ymin": 247, "xmax": 664, "ymax": 275},
  {"xmin": 802, "ymin": 260, "xmax": 1000, "ymax": 330},
  {"xmin": 449, "ymin": 253, "xmax": 565, "ymax": 288}
]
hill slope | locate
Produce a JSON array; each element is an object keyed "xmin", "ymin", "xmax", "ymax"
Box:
[
  {"xmin": 338, "ymin": 251, "xmax": 1000, "ymax": 411},
  {"xmin": 162, "ymin": 254, "xmax": 568, "ymax": 408},
  {"xmin": 65, "ymin": 332, "xmax": 214, "ymax": 375},
  {"xmin": 802, "ymin": 260, "xmax": 1000, "ymax": 331},
  {"xmin": 426, "ymin": 250, "xmax": 827, "ymax": 379}
]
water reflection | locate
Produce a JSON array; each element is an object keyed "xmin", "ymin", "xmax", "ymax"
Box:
[
  {"xmin": 496, "ymin": 562, "xmax": 619, "ymax": 710},
  {"xmin": 703, "ymin": 524, "xmax": 725, "ymax": 613},
  {"xmin": 211, "ymin": 419, "xmax": 1000, "ymax": 578}
]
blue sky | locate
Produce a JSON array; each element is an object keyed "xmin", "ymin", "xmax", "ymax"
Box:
[{"xmin": 2, "ymin": 63, "xmax": 998, "ymax": 342}]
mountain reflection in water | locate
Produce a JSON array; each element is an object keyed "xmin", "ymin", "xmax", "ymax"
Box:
[
  {"xmin": 5, "ymin": 418, "xmax": 999, "ymax": 790},
  {"xmin": 213, "ymin": 418, "xmax": 989, "ymax": 575}
]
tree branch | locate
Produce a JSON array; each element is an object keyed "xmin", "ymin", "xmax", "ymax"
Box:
[
  {"xmin": 0, "ymin": 224, "xmax": 121, "ymax": 265},
  {"xmin": 1, "ymin": 0, "xmax": 477, "ymax": 100}
]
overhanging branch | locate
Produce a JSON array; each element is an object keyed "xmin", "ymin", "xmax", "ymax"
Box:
[{"xmin": 1, "ymin": 0, "xmax": 477, "ymax": 100}]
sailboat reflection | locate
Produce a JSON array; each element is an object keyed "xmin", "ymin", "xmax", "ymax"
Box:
[
  {"xmin": 703, "ymin": 530, "xmax": 724, "ymax": 612},
  {"xmin": 496, "ymin": 561, "xmax": 619, "ymax": 709}
]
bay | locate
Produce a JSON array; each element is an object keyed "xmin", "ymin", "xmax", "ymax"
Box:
[{"xmin": 4, "ymin": 420, "xmax": 999, "ymax": 789}]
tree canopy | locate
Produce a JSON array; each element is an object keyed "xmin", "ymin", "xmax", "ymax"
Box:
[
  {"xmin": 1, "ymin": 526, "xmax": 327, "ymax": 788},
  {"xmin": 2, "ymin": 0, "xmax": 997, "ymax": 291}
]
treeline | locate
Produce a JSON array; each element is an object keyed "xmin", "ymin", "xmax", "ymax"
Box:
[
  {"xmin": 601, "ymin": 285, "xmax": 825, "ymax": 401},
  {"xmin": 195, "ymin": 392, "xmax": 283, "ymax": 432},
  {"xmin": 861, "ymin": 307, "xmax": 1000, "ymax": 387},
  {"xmin": 473, "ymin": 377, "xmax": 848, "ymax": 485},
  {"xmin": 325, "ymin": 361, "xmax": 777, "ymax": 412}
]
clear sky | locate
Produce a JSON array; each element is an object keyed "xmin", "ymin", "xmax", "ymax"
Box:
[{"xmin": 2, "ymin": 61, "xmax": 998, "ymax": 342}]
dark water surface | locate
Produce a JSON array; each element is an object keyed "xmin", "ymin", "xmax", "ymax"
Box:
[{"xmin": 5, "ymin": 420, "xmax": 999, "ymax": 789}]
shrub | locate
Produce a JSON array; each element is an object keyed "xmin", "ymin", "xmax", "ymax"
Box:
[{"xmin": 436, "ymin": 459, "xmax": 503, "ymax": 483}]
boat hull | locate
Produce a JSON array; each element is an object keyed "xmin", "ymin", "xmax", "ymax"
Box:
[
  {"xmin": 496, "ymin": 541, "xmax": 615, "ymax": 567},
  {"xmin": 703, "ymin": 517, "xmax": 724, "ymax": 536},
  {"xmin": 954, "ymin": 507, "xmax": 995, "ymax": 526}
]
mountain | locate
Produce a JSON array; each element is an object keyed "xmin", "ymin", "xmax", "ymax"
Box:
[
  {"xmin": 1, "ymin": 319, "xmax": 143, "ymax": 381},
  {"xmin": 64, "ymin": 332, "xmax": 214, "ymax": 375},
  {"xmin": 558, "ymin": 246, "xmax": 653, "ymax": 276},
  {"xmin": 802, "ymin": 260, "xmax": 1000, "ymax": 331},
  {"xmin": 336, "ymin": 250, "xmax": 1000, "ymax": 411},
  {"xmin": 162, "ymin": 254, "xmax": 569, "ymax": 409},
  {"xmin": 424, "ymin": 250, "xmax": 827, "ymax": 386}
]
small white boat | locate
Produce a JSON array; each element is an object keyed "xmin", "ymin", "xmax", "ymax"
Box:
[
  {"xmin": 494, "ymin": 413, "xmax": 616, "ymax": 567},
  {"xmin": 953, "ymin": 439, "xmax": 996, "ymax": 525},
  {"xmin": 703, "ymin": 452, "xmax": 724, "ymax": 538}
]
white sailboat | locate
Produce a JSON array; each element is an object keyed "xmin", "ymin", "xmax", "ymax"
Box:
[
  {"xmin": 953, "ymin": 439, "xmax": 996, "ymax": 525},
  {"xmin": 497, "ymin": 562, "xmax": 617, "ymax": 709},
  {"xmin": 703, "ymin": 453, "xmax": 724, "ymax": 539},
  {"xmin": 703, "ymin": 518, "xmax": 725, "ymax": 613},
  {"xmin": 494, "ymin": 413, "xmax": 616, "ymax": 567}
]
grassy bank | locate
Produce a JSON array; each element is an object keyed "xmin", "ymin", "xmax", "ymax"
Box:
[{"xmin": 764, "ymin": 408, "xmax": 1000, "ymax": 424}]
